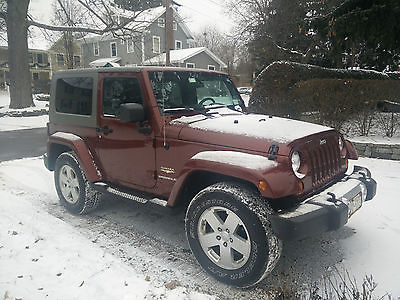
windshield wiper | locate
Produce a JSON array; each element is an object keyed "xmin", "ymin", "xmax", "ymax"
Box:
[{"xmin": 163, "ymin": 107, "xmax": 196, "ymax": 113}]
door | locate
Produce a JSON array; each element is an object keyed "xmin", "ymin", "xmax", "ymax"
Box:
[{"xmin": 95, "ymin": 73, "xmax": 156, "ymax": 188}]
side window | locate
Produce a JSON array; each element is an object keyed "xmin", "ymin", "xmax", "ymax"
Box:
[
  {"xmin": 102, "ymin": 77, "xmax": 144, "ymax": 117},
  {"xmin": 153, "ymin": 36, "xmax": 161, "ymax": 54},
  {"xmin": 110, "ymin": 42, "xmax": 117, "ymax": 57},
  {"xmin": 55, "ymin": 77, "xmax": 93, "ymax": 115}
]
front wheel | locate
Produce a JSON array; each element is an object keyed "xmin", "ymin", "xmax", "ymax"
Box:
[
  {"xmin": 185, "ymin": 182, "xmax": 282, "ymax": 287},
  {"xmin": 54, "ymin": 152, "xmax": 101, "ymax": 215}
]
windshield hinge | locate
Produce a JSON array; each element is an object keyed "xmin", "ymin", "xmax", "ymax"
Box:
[{"xmin": 268, "ymin": 143, "xmax": 279, "ymax": 160}]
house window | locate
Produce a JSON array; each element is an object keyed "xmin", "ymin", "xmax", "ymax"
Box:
[
  {"xmin": 93, "ymin": 42, "xmax": 100, "ymax": 56},
  {"xmin": 56, "ymin": 54, "xmax": 65, "ymax": 66},
  {"xmin": 186, "ymin": 62, "xmax": 195, "ymax": 68},
  {"xmin": 127, "ymin": 38, "xmax": 135, "ymax": 53},
  {"xmin": 175, "ymin": 40, "xmax": 182, "ymax": 50},
  {"xmin": 28, "ymin": 53, "xmax": 33, "ymax": 64},
  {"xmin": 153, "ymin": 36, "xmax": 161, "ymax": 54},
  {"xmin": 32, "ymin": 73, "xmax": 39, "ymax": 80},
  {"xmin": 158, "ymin": 18, "xmax": 165, "ymax": 28},
  {"xmin": 74, "ymin": 56, "xmax": 81, "ymax": 67},
  {"xmin": 110, "ymin": 42, "xmax": 117, "ymax": 57},
  {"xmin": 173, "ymin": 21, "xmax": 177, "ymax": 31},
  {"xmin": 208, "ymin": 65, "xmax": 216, "ymax": 71},
  {"xmin": 37, "ymin": 53, "xmax": 43, "ymax": 64}
]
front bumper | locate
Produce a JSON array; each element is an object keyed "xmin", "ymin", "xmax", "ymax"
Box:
[{"xmin": 270, "ymin": 166, "xmax": 377, "ymax": 241}]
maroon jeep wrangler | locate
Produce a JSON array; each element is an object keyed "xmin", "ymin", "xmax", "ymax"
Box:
[{"xmin": 44, "ymin": 67, "xmax": 376, "ymax": 287}]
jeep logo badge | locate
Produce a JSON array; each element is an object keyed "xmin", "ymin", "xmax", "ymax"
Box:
[{"xmin": 320, "ymin": 139, "xmax": 327, "ymax": 145}]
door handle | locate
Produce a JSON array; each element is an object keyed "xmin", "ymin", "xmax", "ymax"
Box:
[{"xmin": 96, "ymin": 126, "xmax": 113, "ymax": 134}]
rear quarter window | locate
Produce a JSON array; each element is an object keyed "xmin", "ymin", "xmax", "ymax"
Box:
[{"xmin": 55, "ymin": 77, "xmax": 93, "ymax": 115}]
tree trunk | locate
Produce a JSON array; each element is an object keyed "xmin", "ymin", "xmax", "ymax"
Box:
[
  {"xmin": 7, "ymin": 0, "xmax": 33, "ymax": 109},
  {"xmin": 63, "ymin": 32, "xmax": 74, "ymax": 69}
]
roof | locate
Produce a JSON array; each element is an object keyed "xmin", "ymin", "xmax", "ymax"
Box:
[
  {"xmin": 143, "ymin": 47, "xmax": 227, "ymax": 68},
  {"xmin": 89, "ymin": 57, "xmax": 121, "ymax": 67},
  {"xmin": 52, "ymin": 65, "xmax": 228, "ymax": 76}
]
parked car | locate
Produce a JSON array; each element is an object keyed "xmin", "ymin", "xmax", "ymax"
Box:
[{"xmin": 44, "ymin": 67, "xmax": 376, "ymax": 288}]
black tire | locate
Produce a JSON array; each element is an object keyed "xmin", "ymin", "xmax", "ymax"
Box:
[
  {"xmin": 54, "ymin": 152, "xmax": 102, "ymax": 215},
  {"xmin": 185, "ymin": 182, "xmax": 282, "ymax": 288}
]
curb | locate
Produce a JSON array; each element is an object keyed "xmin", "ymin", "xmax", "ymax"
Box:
[{"xmin": 352, "ymin": 142, "xmax": 400, "ymax": 161}]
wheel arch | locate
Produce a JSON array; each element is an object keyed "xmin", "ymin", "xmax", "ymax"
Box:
[
  {"xmin": 168, "ymin": 170, "xmax": 258, "ymax": 207},
  {"xmin": 47, "ymin": 132, "xmax": 102, "ymax": 182}
]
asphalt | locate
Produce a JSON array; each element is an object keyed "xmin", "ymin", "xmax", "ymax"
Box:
[{"xmin": 0, "ymin": 127, "xmax": 47, "ymax": 162}]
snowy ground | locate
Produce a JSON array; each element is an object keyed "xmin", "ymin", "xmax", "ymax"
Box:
[
  {"xmin": 1, "ymin": 92, "xmax": 400, "ymax": 299},
  {"xmin": 0, "ymin": 92, "xmax": 49, "ymax": 132},
  {"xmin": 0, "ymin": 157, "xmax": 399, "ymax": 299},
  {"xmin": 0, "ymin": 158, "xmax": 216, "ymax": 299}
]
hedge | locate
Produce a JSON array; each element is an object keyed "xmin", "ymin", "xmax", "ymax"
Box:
[{"xmin": 249, "ymin": 61, "xmax": 400, "ymax": 130}]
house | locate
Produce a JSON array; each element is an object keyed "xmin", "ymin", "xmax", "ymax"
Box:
[
  {"xmin": 79, "ymin": 5, "xmax": 226, "ymax": 70},
  {"xmin": 48, "ymin": 35, "xmax": 83, "ymax": 72},
  {"xmin": 144, "ymin": 47, "xmax": 227, "ymax": 70},
  {"xmin": 0, "ymin": 46, "xmax": 51, "ymax": 93}
]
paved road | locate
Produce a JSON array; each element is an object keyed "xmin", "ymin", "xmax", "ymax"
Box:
[{"xmin": 0, "ymin": 128, "xmax": 47, "ymax": 162}]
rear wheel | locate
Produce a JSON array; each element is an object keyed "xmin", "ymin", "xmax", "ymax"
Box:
[
  {"xmin": 185, "ymin": 182, "xmax": 282, "ymax": 287},
  {"xmin": 54, "ymin": 152, "xmax": 101, "ymax": 215}
]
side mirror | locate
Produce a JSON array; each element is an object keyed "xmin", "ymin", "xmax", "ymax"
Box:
[{"xmin": 120, "ymin": 103, "xmax": 145, "ymax": 123}]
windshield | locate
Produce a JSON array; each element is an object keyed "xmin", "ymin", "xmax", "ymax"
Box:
[{"xmin": 148, "ymin": 71, "xmax": 242, "ymax": 113}]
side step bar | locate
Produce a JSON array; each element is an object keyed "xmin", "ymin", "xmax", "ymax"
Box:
[{"xmin": 92, "ymin": 182, "xmax": 168, "ymax": 207}]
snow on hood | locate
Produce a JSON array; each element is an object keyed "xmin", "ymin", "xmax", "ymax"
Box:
[
  {"xmin": 192, "ymin": 151, "xmax": 278, "ymax": 171},
  {"xmin": 173, "ymin": 112, "xmax": 332, "ymax": 144}
]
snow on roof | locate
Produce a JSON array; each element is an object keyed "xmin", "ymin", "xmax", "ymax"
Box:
[
  {"xmin": 143, "ymin": 47, "xmax": 227, "ymax": 68},
  {"xmin": 89, "ymin": 57, "xmax": 121, "ymax": 67}
]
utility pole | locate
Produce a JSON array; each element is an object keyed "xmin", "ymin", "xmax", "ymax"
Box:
[{"xmin": 165, "ymin": 0, "xmax": 173, "ymax": 66}]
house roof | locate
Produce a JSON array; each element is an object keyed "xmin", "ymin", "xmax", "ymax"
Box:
[
  {"xmin": 89, "ymin": 57, "xmax": 121, "ymax": 67},
  {"xmin": 143, "ymin": 47, "xmax": 227, "ymax": 68}
]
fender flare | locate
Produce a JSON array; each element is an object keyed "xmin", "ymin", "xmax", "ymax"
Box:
[
  {"xmin": 47, "ymin": 132, "xmax": 102, "ymax": 182},
  {"xmin": 167, "ymin": 151, "xmax": 279, "ymax": 206},
  {"xmin": 345, "ymin": 139, "xmax": 358, "ymax": 160}
]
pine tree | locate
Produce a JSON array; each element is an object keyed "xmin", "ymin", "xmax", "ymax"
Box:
[{"xmin": 314, "ymin": 0, "xmax": 400, "ymax": 71}]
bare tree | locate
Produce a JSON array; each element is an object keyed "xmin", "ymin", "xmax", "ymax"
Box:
[
  {"xmin": 0, "ymin": 0, "xmax": 161, "ymax": 108},
  {"xmin": 194, "ymin": 26, "xmax": 237, "ymax": 75},
  {"xmin": 51, "ymin": 0, "xmax": 88, "ymax": 69},
  {"xmin": 226, "ymin": 0, "xmax": 342, "ymax": 72}
]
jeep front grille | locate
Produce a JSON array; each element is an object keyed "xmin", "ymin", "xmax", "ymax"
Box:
[{"xmin": 306, "ymin": 137, "xmax": 342, "ymax": 187}]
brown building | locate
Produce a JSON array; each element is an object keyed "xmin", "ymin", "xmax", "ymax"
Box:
[{"xmin": 0, "ymin": 36, "xmax": 82, "ymax": 94}]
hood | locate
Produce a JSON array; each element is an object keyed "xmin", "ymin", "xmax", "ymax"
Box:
[{"xmin": 171, "ymin": 110, "xmax": 334, "ymax": 155}]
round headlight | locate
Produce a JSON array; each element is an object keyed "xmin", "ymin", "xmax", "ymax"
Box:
[{"xmin": 291, "ymin": 151, "xmax": 301, "ymax": 173}]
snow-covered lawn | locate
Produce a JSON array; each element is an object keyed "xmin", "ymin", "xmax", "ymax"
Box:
[
  {"xmin": 0, "ymin": 157, "xmax": 399, "ymax": 298},
  {"xmin": 0, "ymin": 92, "xmax": 48, "ymax": 132}
]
